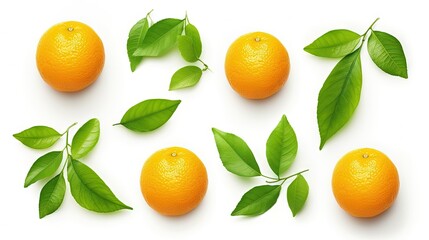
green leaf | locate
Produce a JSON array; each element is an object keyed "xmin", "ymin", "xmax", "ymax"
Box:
[
  {"xmin": 317, "ymin": 49, "xmax": 362, "ymax": 149},
  {"xmin": 185, "ymin": 24, "xmax": 202, "ymax": 59},
  {"xmin": 116, "ymin": 99, "xmax": 181, "ymax": 132},
  {"xmin": 266, "ymin": 115, "xmax": 298, "ymax": 177},
  {"xmin": 133, "ymin": 18, "xmax": 184, "ymax": 57},
  {"xmin": 367, "ymin": 30, "xmax": 408, "ymax": 78},
  {"xmin": 127, "ymin": 12, "xmax": 151, "ymax": 72},
  {"xmin": 287, "ymin": 174, "xmax": 309, "ymax": 217},
  {"xmin": 212, "ymin": 128, "xmax": 260, "ymax": 177},
  {"xmin": 304, "ymin": 29, "xmax": 361, "ymax": 58},
  {"xmin": 178, "ymin": 35, "xmax": 199, "ymax": 62},
  {"xmin": 13, "ymin": 126, "xmax": 61, "ymax": 149},
  {"xmin": 169, "ymin": 66, "xmax": 202, "ymax": 90},
  {"xmin": 71, "ymin": 118, "xmax": 100, "ymax": 159},
  {"xmin": 24, "ymin": 151, "xmax": 63, "ymax": 187},
  {"xmin": 39, "ymin": 173, "xmax": 66, "ymax": 218},
  {"xmin": 67, "ymin": 159, "xmax": 132, "ymax": 213},
  {"xmin": 231, "ymin": 185, "xmax": 281, "ymax": 216}
]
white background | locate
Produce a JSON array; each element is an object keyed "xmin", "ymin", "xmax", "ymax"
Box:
[{"xmin": 0, "ymin": 0, "xmax": 427, "ymax": 239}]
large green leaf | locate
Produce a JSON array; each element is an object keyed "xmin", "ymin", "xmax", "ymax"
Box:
[
  {"xmin": 133, "ymin": 18, "xmax": 184, "ymax": 57},
  {"xmin": 24, "ymin": 151, "xmax": 63, "ymax": 187},
  {"xmin": 231, "ymin": 185, "xmax": 281, "ymax": 216},
  {"xmin": 71, "ymin": 118, "xmax": 100, "ymax": 159},
  {"xmin": 127, "ymin": 13, "xmax": 151, "ymax": 71},
  {"xmin": 39, "ymin": 173, "xmax": 66, "ymax": 218},
  {"xmin": 367, "ymin": 30, "xmax": 408, "ymax": 78},
  {"xmin": 185, "ymin": 23, "xmax": 202, "ymax": 58},
  {"xmin": 178, "ymin": 35, "xmax": 199, "ymax": 62},
  {"xmin": 169, "ymin": 65, "xmax": 202, "ymax": 90},
  {"xmin": 287, "ymin": 174, "xmax": 309, "ymax": 217},
  {"xmin": 317, "ymin": 49, "xmax": 362, "ymax": 149},
  {"xmin": 304, "ymin": 29, "xmax": 361, "ymax": 58},
  {"xmin": 266, "ymin": 115, "xmax": 298, "ymax": 177},
  {"xmin": 67, "ymin": 159, "xmax": 132, "ymax": 213},
  {"xmin": 116, "ymin": 99, "xmax": 181, "ymax": 132},
  {"xmin": 13, "ymin": 126, "xmax": 61, "ymax": 149},
  {"xmin": 212, "ymin": 128, "xmax": 260, "ymax": 177}
]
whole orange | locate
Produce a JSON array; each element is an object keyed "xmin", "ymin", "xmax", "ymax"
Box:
[
  {"xmin": 332, "ymin": 148, "xmax": 399, "ymax": 218},
  {"xmin": 36, "ymin": 21, "xmax": 105, "ymax": 92},
  {"xmin": 224, "ymin": 32, "xmax": 290, "ymax": 99},
  {"xmin": 140, "ymin": 147, "xmax": 208, "ymax": 216}
]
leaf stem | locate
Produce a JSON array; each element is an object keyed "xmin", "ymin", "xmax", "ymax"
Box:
[
  {"xmin": 263, "ymin": 169, "xmax": 310, "ymax": 184},
  {"xmin": 362, "ymin": 18, "xmax": 380, "ymax": 38},
  {"xmin": 198, "ymin": 59, "xmax": 210, "ymax": 71},
  {"xmin": 62, "ymin": 122, "xmax": 77, "ymax": 136},
  {"xmin": 146, "ymin": 9, "xmax": 154, "ymax": 24}
]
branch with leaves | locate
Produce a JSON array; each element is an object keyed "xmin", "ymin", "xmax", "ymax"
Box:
[
  {"xmin": 13, "ymin": 119, "xmax": 132, "ymax": 218},
  {"xmin": 127, "ymin": 10, "xmax": 209, "ymax": 90},
  {"xmin": 212, "ymin": 115, "xmax": 309, "ymax": 217},
  {"xmin": 304, "ymin": 18, "xmax": 408, "ymax": 149}
]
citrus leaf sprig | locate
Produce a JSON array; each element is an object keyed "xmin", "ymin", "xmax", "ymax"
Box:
[
  {"xmin": 212, "ymin": 115, "xmax": 309, "ymax": 217},
  {"xmin": 304, "ymin": 18, "xmax": 408, "ymax": 150},
  {"xmin": 14, "ymin": 119, "xmax": 132, "ymax": 218},
  {"xmin": 127, "ymin": 10, "xmax": 209, "ymax": 90}
]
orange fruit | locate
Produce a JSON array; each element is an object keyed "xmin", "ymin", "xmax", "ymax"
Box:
[
  {"xmin": 36, "ymin": 21, "xmax": 105, "ymax": 92},
  {"xmin": 224, "ymin": 32, "xmax": 290, "ymax": 99},
  {"xmin": 332, "ymin": 148, "xmax": 399, "ymax": 218},
  {"xmin": 140, "ymin": 147, "xmax": 208, "ymax": 216}
]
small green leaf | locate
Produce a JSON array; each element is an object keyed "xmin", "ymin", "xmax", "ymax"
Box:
[
  {"xmin": 13, "ymin": 126, "xmax": 61, "ymax": 149},
  {"xmin": 169, "ymin": 66, "xmax": 202, "ymax": 90},
  {"xmin": 116, "ymin": 99, "xmax": 181, "ymax": 132},
  {"xmin": 318, "ymin": 49, "xmax": 362, "ymax": 149},
  {"xmin": 71, "ymin": 118, "xmax": 100, "ymax": 159},
  {"xmin": 367, "ymin": 30, "xmax": 408, "ymax": 78},
  {"xmin": 127, "ymin": 12, "xmax": 151, "ymax": 72},
  {"xmin": 212, "ymin": 128, "xmax": 260, "ymax": 177},
  {"xmin": 185, "ymin": 24, "xmax": 202, "ymax": 59},
  {"xmin": 133, "ymin": 18, "xmax": 184, "ymax": 57},
  {"xmin": 266, "ymin": 115, "xmax": 298, "ymax": 177},
  {"xmin": 39, "ymin": 173, "xmax": 66, "ymax": 218},
  {"xmin": 287, "ymin": 174, "xmax": 309, "ymax": 217},
  {"xmin": 178, "ymin": 35, "xmax": 199, "ymax": 62},
  {"xmin": 304, "ymin": 29, "xmax": 361, "ymax": 58},
  {"xmin": 24, "ymin": 151, "xmax": 63, "ymax": 187},
  {"xmin": 67, "ymin": 159, "xmax": 132, "ymax": 213},
  {"xmin": 231, "ymin": 185, "xmax": 281, "ymax": 216}
]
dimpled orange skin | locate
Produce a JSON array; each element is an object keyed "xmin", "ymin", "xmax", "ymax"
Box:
[
  {"xmin": 332, "ymin": 148, "xmax": 399, "ymax": 218},
  {"xmin": 140, "ymin": 147, "xmax": 208, "ymax": 216},
  {"xmin": 225, "ymin": 32, "xmax": 290, "ymax": 99},
  {"xmin": 36, "ymin": 21, "xmax": 105, "ymax": 92}
]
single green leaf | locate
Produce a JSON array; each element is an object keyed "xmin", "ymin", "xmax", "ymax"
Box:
[
  {"xmin": 133, "ymin": 18, "xmax": 184, "ymax": 57},
  {"xmin": 169, "ymin": 66, "xmax": 202, "ymax": 90},
  {"xmin": 13, "ymin": 126, "xmax": 61, "ymax": 149},
  {"xmin": 116, "ymin": 99, "xmax": 181, "ymax": 132},
  {"xmin": 127, "ymin": 13, "xmax": 151, "ymax": 72},
  {"xmin": 67, "ymin": 159, "xmax": 132, "ymax": 213},
  {"xmin": 367, "ymin": 30, "xmax": 408, "ymax": 78},
  {"xmin": 71, "ymin": 118, "xmax": 100, "ymax": 159},
  {"xmin": 39, "ymin": 173, "xmax": 66, "ymax": 218},
  {"xmin": 185, "ymin": 24, "xmax": 202, "ymax": 58},
  {"xmin": 318, "ymin": 49, "xmax": 362, "ymax": 149},
  {"xmin": 178, "ymin": 35, "xmax": 198, "ymax": 62},
  {"xmin": 287, "ymin": 174, "xmax": 309, "ymax": 217},
  {"xmin": 304, "ymin": 29, "xmax": 361, "ymax": 58},
  {"xmin": 24, "ymin": 151, "xmax": 63, "ymax": 187},
  {"xmin": 212, "ymin": 128, "xmax": 260, "ymax": 177},
  {"xmin": 266, "ymin": 115, "xmax": 298, "ymax": 177},
  {"xmin": 231, "ymin": 185, "xmax": 281, "ymax": 216}
]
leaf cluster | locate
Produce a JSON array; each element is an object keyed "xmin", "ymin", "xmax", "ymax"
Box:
[
  {"xmin": 212, "ymin": 115, "xmax": 309, "ymax": 217},
  {"xmin": 304, "ymin": 18, "xmax": 408, "ymax": 149},
  {"xmin": 127, "ymin": 10, "xmax": 209, "ymax": 90},
  {"xmin": 14, "ymin": 119, "xmax": 132, "ymax": 218}
]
